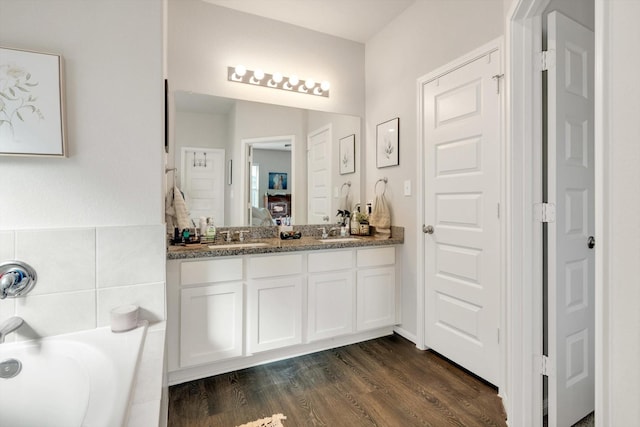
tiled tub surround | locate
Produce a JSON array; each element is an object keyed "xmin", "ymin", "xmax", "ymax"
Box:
[
  {"xmin": 0, "ymin": 225, "xmax": 167, "ymax": 427},
  {"xmin": 0, "ymin": 225, "xmax": 166, "ymax": 341},
  {"xmin": 168, "ymin": 225, "xmax": 404, "ymax": 259}
]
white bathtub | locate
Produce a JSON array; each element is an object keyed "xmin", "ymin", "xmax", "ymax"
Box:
[{"xmin": 0, "ymin": 322, "xmax": 147, "ymax": 427}]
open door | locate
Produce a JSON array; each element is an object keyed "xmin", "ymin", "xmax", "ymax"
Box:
[{"xmin": 545, "ymin": 10, "xmax": 595, "ymax": 426}]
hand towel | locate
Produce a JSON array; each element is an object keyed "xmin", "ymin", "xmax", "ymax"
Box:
[{"xmin": 370, "ymin": 192, "xmax": 391, "ymax": 239}]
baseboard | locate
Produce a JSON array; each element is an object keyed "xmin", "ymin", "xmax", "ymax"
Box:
[{"xmin": 393, "ymin": 326, "xmax": 418, "ymax": 345}]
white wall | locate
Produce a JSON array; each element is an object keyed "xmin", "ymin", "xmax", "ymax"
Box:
[
  {"xmin": 0, "ymin": 0, "xmax": 166, "ymax": 338},
  {"xmin": 600, "ymin": 0, "xmax": 640, "ymax": 423},
  {"xmin": 365, "ymin": 0, "xmax": 505, "ymax": 339},
  {"xmin": 167, "ymin": 0, "xmax": 364, "ymax": 117},
  {"xmin": 0, "ymin": 0, "xmax": 164, "ymax": 229}
]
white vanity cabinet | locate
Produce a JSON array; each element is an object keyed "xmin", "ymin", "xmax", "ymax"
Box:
[
  {"xmin": 356, "ymin": 247, "xmax": 397, "ymax": 331},
  {"xmin": 177, "ymin": 258, "xmax": 244, "ymax": 368},
  {"xmin": 167, "ymin": 243, "xmax": 401, "ymax": 385},
  {"xmin": 247, "ymin": 254, "xmax": 303, "ymax": 353},
  {"xmin": 307, "ymin": 250, "xmax": 355, "ymax": 342}
]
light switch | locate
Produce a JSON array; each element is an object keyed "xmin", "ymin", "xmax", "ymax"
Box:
[{"xmin": 404, "ymin": 180, "xmax": 411, "ymax": 196}]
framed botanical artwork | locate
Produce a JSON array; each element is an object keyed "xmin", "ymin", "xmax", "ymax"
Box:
[
  {"xmin": 376, "ymin": 117, "xmax": 399, "ymax": 168},
  {"xmin": 268, "ymin": 172, "xmax": 287, "ymax": 190},
  {"xmin": 339, "ymin": 134, "xmax": 355, "ymax": 175},
  {"xmin": 0, "ymin": 46, "xmax": 67, "ymax": 157}
]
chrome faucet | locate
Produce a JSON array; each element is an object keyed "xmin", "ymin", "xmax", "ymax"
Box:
[
  {"xmin": 0, "ymin": 316, "xmax": 24, "ymax": 343},
  {"xmin": 328, "ymin": 227, "xmax": 341, "ymax": 237},
  {"xmin": 317, "ymin": 227, "xmax": 328, "ymax": 239}
]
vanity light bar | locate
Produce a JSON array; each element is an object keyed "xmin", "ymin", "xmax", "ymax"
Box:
[{"xmin": 227, "ymin": 65, "xmax": 330, "ymax": 98}]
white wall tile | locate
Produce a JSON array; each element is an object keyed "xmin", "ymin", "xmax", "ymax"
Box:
[
  {"xmin": 0, "ymin": 231, "xmax": 15, "ymax": 260},
  {"xmin": 97, "ymin": 282, "xmax": 166, "ymax": 327},
  {"xmin": 15, "ymin": 228, "xmax": 96, "ymax": 295},
  {"xmin": 97, "ymin": 225, "xmax": 165, "ymax": 288},
  {"xmin": 15, "ymin": 290, "xmax": 96, "ymax": 340}
]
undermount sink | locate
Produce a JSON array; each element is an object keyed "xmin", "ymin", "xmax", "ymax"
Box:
[
  {"xmin": 317, "ymin": 237, "xmax": 362, "ymax": 243},
  {"xmin": 208, "ymin": 242, "xmax": 271, "ymax": 249}
]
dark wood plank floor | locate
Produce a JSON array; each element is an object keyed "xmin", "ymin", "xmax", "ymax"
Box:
[{"xmin": 168, "ymin": 334, "xmax": 507, "ymax": 427}]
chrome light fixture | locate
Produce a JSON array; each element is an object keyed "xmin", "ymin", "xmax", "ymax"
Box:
[{"xmin": 228, "ymin": 65, "xmax": 330, "ymax": 97}]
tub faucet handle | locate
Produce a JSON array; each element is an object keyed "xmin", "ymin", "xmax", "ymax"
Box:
[{"xmin": 0, "ymin": 261, "xmax": 37, "ymax": 300}]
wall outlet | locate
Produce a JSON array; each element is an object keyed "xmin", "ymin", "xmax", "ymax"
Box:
[{"xmin": 404, "ymin": 180, "xmax": 411, "ymax": 196}]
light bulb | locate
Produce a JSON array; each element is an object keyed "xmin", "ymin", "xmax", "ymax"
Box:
[
  {"xmin": 272, "ymin": 72, "xmax": 283, "ymax": 83},
  {"xmin": 289, "ymin": 75, "xmax": 299, "ymax": 86},
  {"xmin": 253, "ymin": 68, "xmax": 264, "ymax": 81},
  {"xmin": 304, "ymin": 78, "xmax": 315, "ymax": 89},
  {"xmin": 320, "ymin": 81, "xmax": 330, "ymax": 91},
  {"xmin": 234, "ymin": 64, "xmax": 246, "ymax": 77}
]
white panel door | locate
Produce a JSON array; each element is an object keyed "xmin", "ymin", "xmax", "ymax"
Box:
[
  {"xmin": 308, "ymin": 271, "xmax": 355, "ymax": 341},
  {"xmin": 182, "ymin": 147, "xmax": 225, "ymax": 225},
  {"xmin": 546, "ymin": 11, "xmax": 595, "ymax": 426},
  {"xmin": 422, "ymin": 47, "xmax": 502, "ymax": 385},
  {"xmin": 307, "ymin": 125, "xmax": 332, "ymax": 223}
]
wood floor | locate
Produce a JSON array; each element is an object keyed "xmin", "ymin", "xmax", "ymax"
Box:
[{"xmin": 168, "ymin": 334, "xmax": 507, "ymax": 427}]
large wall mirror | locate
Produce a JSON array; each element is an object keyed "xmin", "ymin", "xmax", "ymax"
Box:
[{"xmin": 173, "ymin": 91, "xmax": 361, "ymax": 227}]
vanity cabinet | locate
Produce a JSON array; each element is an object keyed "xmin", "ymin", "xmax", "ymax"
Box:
[
  {"xmin": 247, "ymin": 254, "xmax": 303, "ymax": 353},
  {"xmin": 167, "ymin": 244, "xmax": 400, "ymax": 385},
  {"xmin": 356, "ymin": 247, "xmax": 397, "ymax": 331},
  {"xmin": 307, "ymin": 250, "xmax": 355, "ymax": 342},
  {"xmin": 177, "ymin": 258, "xmax": 244, "ymax": 368}
]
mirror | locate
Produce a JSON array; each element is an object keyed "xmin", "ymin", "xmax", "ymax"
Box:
[{"xmin": 172, "ymin": 91, "xmax": 361, "ymax": 227}]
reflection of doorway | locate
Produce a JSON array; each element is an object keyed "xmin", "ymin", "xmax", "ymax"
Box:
[
  {"xmin": 240, "ymin": 135, "xmax": 295, "ymax": 225},
  {"xmin": 180, "ymin": 147, "xmax": 225, "ymax": 225},
  {"xmin": 307, "ymin": 124, "xmax": 332, "ymax": 224}
]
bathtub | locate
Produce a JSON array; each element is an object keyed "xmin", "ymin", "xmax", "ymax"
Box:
[{"xmin": 0, "ymin": 322, "xmax": 147, "ymax": 427}]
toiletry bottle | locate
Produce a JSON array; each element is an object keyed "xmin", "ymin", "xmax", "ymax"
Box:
[
  {"xmin": 350, "ymin": 214, "xmax": 359, "ymax": 235},
  {"xmin": 206, "ymin": 217, "xmax": 216, "ymax": 240}
]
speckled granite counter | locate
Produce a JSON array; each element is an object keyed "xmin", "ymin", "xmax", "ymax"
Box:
[{"xmin": 167, "ymin": 226, "xmax": 404, "ymax": 260}]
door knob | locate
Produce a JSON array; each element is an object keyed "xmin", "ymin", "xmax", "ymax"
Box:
[
  {"xmin": 588, "ymin": 236, "xmax": 595, "ymax": 249},
  {"xmin": 422, "ymin": 225, "xmax": 434, "ymax": 234}
]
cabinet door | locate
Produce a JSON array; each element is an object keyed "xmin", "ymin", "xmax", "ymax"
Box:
[
  {"xmin": 356, "ymin": 266, "xmax": 396, "ymax": 331},
  {"xmin": 248, "ymin": 276, "xmax": 302, "ymax": 353},
  {"xmin": 308, "ymin": 271, "xmax": 355, "ymax": 342},
  {"xmin": 180, "ymin": 282, "xmax": 243, "ymax": 367}
]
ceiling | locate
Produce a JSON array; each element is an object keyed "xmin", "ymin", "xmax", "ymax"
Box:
[{"xmin": 201, "ymin": 0, "xmax": 416, "ymax": 43}]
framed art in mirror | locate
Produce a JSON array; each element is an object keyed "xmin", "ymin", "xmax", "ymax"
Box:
[
  {"xmin": 339, "ymin": 134, "xmax": 355, "ymax": 174},
  {"xmin": 0, "ymin": 46, "xmax": 67, "ymax": 157}
]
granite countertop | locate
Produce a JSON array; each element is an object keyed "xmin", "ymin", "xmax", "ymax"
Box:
[{"xmin": 167, "ymin": 226, "xmax": 404, "ymax": 260}]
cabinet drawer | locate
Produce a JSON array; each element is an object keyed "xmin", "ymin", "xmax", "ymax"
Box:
[
  {"xmin": 308, "ymin": 250, "xmax": 353, "ymax": 273},
  {"xmin": 356, "ymin": 247, "xmax": 395, "ymax": 268},
  {"xmin": 248, "ymin": 254, "xmax": 303, "ymax": 279},
  {"xmin": 181, "ymin": 258, "xmax": 243, "ymax": 285}
]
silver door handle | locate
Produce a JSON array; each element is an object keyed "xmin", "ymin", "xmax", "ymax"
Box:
[{"xmin": 422, "ymin": 225, "xmax": 434, "ymax": 234}]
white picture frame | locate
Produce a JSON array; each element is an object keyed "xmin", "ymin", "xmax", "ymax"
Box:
[
  {"xmin": 376, "ymin": 117, "xmax": 399, "ymax": 168},
  {"xmin": 0, "ymin": 46, "xmax": 66, "ymax": 157}
]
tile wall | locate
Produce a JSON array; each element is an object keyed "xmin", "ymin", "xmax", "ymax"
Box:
[{"xmin": 0, "ymin": 225, "xmax": 166, "ymax": 342}]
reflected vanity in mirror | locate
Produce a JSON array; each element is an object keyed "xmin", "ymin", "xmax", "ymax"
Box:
[{"xmin": 172, "ymin": 91, "xmax": 361, "ymax": 227}]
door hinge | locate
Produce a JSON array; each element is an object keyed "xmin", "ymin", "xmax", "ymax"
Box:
[
  {"xmin": 540, "ymin": 50, "xmax": 556, "ymax": 71},
  {"xmin": 497, "ymin": 327, "xmax": 500, "ymax": 343},
  {"xmin": 534, "ymin": 202, "xmax": 556, "ymax": 223},
  {"xmin": 538, "ymin": 355, "xmax": 555, "ymax": 377},
  {"xmin": 497, "ymin": 202, "xmax": 500, "ymax": 219}
]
